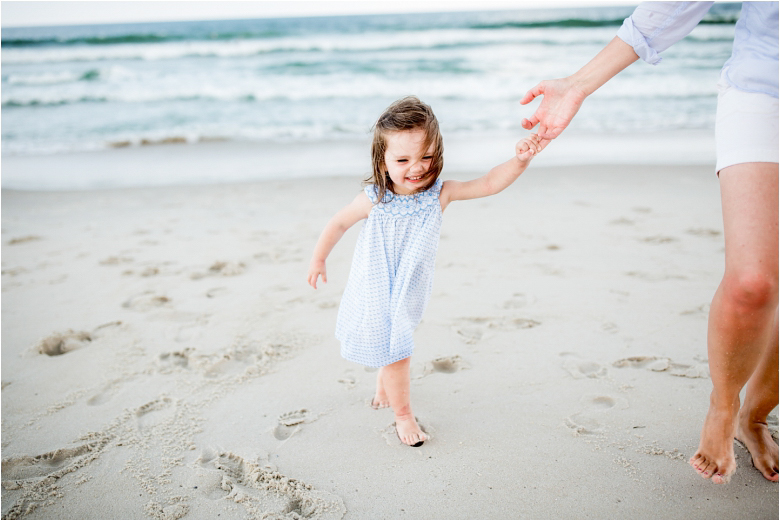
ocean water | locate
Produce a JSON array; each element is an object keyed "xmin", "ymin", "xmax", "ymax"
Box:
[{"xmin": 2, "ymin": 5, "xmax": 738, "ymax": 159}]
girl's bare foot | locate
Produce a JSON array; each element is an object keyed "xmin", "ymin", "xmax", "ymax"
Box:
[
  {"xmin": 736, "ymin": 414, "xmax": 779, "ymax": 482},
  {"xmin": 395, "ymin": 412, "xmax": 427, "ymax": 447},
  {"xmin": 371, "ymin": 395, "xmax": 390, "ymax": 409},
  {"xmin": 689, "ymin": 400, "xmax": 738, "ymax": 484},
  {"xmin": 371, "ymin": 369, "xmax": 390, "ymax": 409}
]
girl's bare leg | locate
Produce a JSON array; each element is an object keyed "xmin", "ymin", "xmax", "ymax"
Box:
[
  {"xmin": 689, "ymin": 162, "xmax": 779, "ymax": 484},
  {"xmin": 381, "ymin": 357, "xmax": 427, "ymax": 446}
]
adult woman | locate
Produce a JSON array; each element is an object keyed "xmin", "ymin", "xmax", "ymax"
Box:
[{"xmin": 520, "ymin": 2, "xmax": 778, "ymax": 484}]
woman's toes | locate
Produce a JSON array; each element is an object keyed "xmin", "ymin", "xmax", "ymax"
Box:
[
  {"xmin": 701, "ymin": 461, "xmax": 718, "ymax": 478},
  {"xmin": 689, "ymin": 455, "xmax": 706, "ymax": 471},
  {"xmin": 760, "ymin": 463, "xmax": 779, "ymax": 481},
  {"xmin": 713, "ymin": 471, "xmax": 732, "ymax": 485}
]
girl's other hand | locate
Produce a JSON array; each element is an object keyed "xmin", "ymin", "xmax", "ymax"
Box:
[{"xmin": 308, "ymin": 259, "xmax": 327, "ymax": 289}]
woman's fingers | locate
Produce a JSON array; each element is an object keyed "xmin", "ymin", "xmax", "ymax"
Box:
[{"xmin": 520, "ymin": 82, "xmax": 544, "ymax": 105}]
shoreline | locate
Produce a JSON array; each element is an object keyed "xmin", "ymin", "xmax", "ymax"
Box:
[
  {"xmin": 1, "ymin": 128, "xmax": 716, "ymax": 191},
  {"xmin": 2, "ymin": 164, "xmax": 777, "ymax": 519}
]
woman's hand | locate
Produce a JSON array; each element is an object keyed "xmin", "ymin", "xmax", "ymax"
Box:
[{"xmin": 519, "ymin": 77, "xmax": 588, "ymax": 140}]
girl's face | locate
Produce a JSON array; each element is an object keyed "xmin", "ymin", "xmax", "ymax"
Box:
[{"xmin": 383, "ymin": 129, "xmax": 434, "ymax": 195}]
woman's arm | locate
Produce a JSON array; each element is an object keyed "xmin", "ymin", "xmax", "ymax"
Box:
[
  {"xmin": 520, "ymin": 37, "xmax": 639, "ymax": 139},
  {"xmin": 521, "ymin": 2, "xmax": 713, "ymax": 140},
  {"xmin": 307, "ymin": 191, "xmax": 372, "ymax": 289},
  {"xmin": 439, "ymin": 134, "xmax": 548, "ymax": 211}
]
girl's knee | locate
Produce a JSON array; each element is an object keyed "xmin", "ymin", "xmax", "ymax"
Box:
[{"xmin": 722, "ymin": 270, "xmax": 779, "ymax": 311}]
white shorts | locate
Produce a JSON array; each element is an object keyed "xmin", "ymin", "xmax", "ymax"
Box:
[{"xmin": 715, "ymin": 77, "xmax": 779, "ymax": 173}]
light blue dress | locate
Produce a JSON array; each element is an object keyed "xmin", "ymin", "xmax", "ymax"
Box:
[{"xmin": 336, "ymin": 178, "xmax": 443, "ymax": 367}]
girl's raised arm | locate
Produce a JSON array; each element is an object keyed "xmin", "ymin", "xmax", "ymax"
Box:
[
  {"xmin": 439, "ymin": 134, "xmax": 548, "ymax": 211},
  {"xmin": 308, "ymin": 191, "xmax": 373, "ymax": 289}
]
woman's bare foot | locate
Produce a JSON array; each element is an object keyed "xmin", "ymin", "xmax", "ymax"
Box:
[
  {"xmin": 689, "ymin": 400, "xmax": 738, "ymax": 484},
  {"xmin": 736, "ymin": 414, "xmax": 779, "ymax": 482},
  {"xmin": 395, "ymin": 412, "xmax": 427, "ymax": 447}
]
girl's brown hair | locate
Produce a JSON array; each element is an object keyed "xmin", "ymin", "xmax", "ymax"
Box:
[{"xmin": 366, "ymin": 96, "xmax": 443, "ymax": 203}]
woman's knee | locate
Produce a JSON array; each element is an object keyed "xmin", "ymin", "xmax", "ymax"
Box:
[{"xmin": 722, "ymin": 269, "xmax": 779, "ymax": 311}]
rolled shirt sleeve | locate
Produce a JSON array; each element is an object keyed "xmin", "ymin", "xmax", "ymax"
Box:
[{"xmin": 616, "ymin": 1, "xmax": 714, "ymax": 65}]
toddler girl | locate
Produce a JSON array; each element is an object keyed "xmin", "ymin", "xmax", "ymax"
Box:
[{"xmin": 307, "ymin": 96, "xmax": 547, "ymax": 446}]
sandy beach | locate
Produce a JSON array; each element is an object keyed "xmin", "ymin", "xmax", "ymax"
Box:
[{"xmin": 2, "ymin": 142, "xmax": 778, "ymax": 519}]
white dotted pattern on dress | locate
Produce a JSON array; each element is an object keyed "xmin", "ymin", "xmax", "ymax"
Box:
[{"xmin": 336, "ymin": 178, "xmax": 443, "ymax": 367}]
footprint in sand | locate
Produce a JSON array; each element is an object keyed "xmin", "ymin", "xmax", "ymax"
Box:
[
  {"xmin": 602, "ymin": 322, "xmax": 619, "ymax": 334},
  {"xmin": 1, "ymin": 441, "xmax": 106, "ymax": 484},
  {"xmin": 564, "ymin": 395, "xmax": 623, "ymax": 437},
  {"xmin": 613, "ymin": 356, "xmax": 671, "ymax": 371},
  {"xmin": 337, "ymin": 375, "xmax": 356, "ymax": 389},
  {"xmin": 559, "ymin": 352, "xmax": 607, "ymax": 379},
  {"xmin": 157, "ymin": 349, "xmax": 193, "ymax": 373},
  {"xmin": 135, "ymin": 397, "xmax": 175, "ymax": 433},
  {"xmin": 144, "ymin": 499, "xmax": 189, "ymax": 520},
  {"xmin": 122, "ymin": 291, "xmax": 171, "ymax": 311},
  {"xmin": 461, "ymin": 316, "xmax": 541, "ymax": 331},
  {"xmin": 454, "ymin": 316, "xmax": 540, "ymax": 344},
  {"xmin": 2, "ymin": 438, "xmax": 111, "ymax": 520},
  {"xmin": 639, "ymin": 235, "xmax": 678, "ymax": 244},
  {"xmin": 7, "ymin": 235, "xmax": 42, "ymax": 245},
  {"xmin": 34, "ymin": 330, "xmax": 92, "ymax": 356},
  {"xmin": 194, "ymin": 449, "xmax": 345, "ymax": 519},
  {"xmin": 564, "ymin": 413, "xmax": 603, "ymax": 436},
  {"xmin": 613, "ymin": 356, "xmax": 709, "ymax": 378},
  {"xmin": 32, "ymin": 322, "xmax": 122, "ymax": 357},
  {"xmin": 191, "ymin": 261, "xmax": 246, "ymax": 280},
  {"xmin": 455, "ymin": 324, "xmax": 484, "ymax": 344},
  {"xmin": 424, "ymin": 355, "xmax": 468, "ymax": 375},
  {"xmin": 680, "ymin": 303, "xmax": 710, "ymax": 317},
  {"xmin": 273, "ymin": 409, "xmax": 312, "ymax": 441},
  {"xmin": 99, "ymin": 255, "xmax": 134, "ymax": 266},
  {"xmin": 587, "ymin": 396, "xmax": 616, "ymax": 410},
  {"xmin": 686, "ymin": 228, "xmax": 722, "ymax": 238}
]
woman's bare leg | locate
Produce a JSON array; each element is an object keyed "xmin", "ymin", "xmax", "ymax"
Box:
[
  {"xmin": 381, "ymin": 357, "xmax": 427, "ymax": 446},
  {"xmin": 689, "ymin": 162, "xmax": 779, "ymax": 484},
  {"xmin": 737, "ymin": 313, "xmax": 779, "ymax": 481}
]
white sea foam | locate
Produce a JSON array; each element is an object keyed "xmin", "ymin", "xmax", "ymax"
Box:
[{"xmin": 1, "ymin": 5, "xmax": 737, "ymax": 183}]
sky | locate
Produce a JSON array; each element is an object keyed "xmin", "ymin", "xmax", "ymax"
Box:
[{"xmin": 1, "ymin": 0, "xmax": 624, "ymax": 28}]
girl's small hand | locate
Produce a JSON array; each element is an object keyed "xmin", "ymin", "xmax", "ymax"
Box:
[
  {"xmin": 515, "ymin": 133, "xmax": 549, "ymax": 162},
  {"xmin": 308, "ymin": 259, "xmax": 327, "ymax": 289}
]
